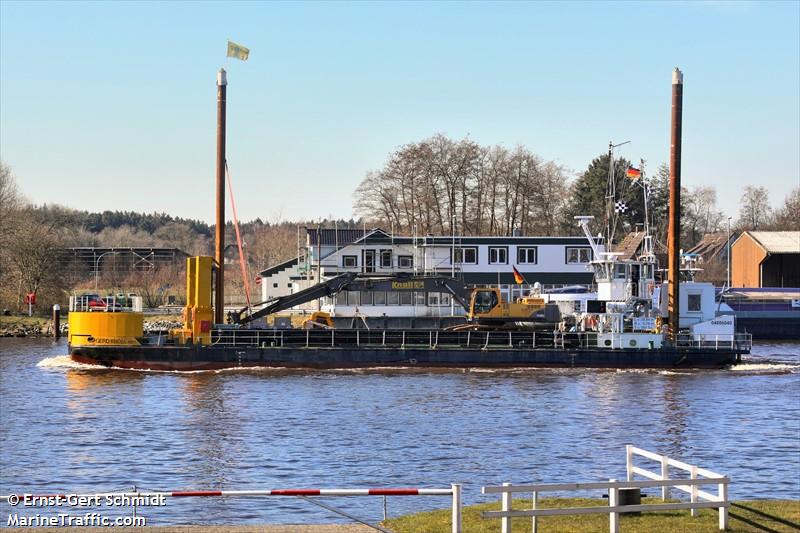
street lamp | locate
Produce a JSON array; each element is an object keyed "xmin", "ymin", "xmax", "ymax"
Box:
[
  {"xmin": 94, "ymin": 251, "xmax": 119, "ymax": 291},
  {"xmin": 726, "ymin": 217, "xmax": 732, "ymax": 289}
]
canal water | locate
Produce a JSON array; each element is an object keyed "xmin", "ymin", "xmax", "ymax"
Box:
[{"xmin": 1, "ymin": 338, "xmax": 798, "ymax": 525}]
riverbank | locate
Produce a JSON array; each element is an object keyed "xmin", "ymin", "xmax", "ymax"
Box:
[
  {"xmin": 0, "ymin": 315, "xmax": 182, "ymax": 338},
  {"xmin": 383, "ymin": 498, "xmax": 800, "ymax": 532}
]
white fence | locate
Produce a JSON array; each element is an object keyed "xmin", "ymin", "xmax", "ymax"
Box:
[{"xmin": 482, "ymin": 445, "xmax": 729, "ymax": 533}]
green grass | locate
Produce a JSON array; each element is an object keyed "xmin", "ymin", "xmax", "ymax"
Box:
[{"xmin": 382, "ymin": 498, "xmax": 800, "ymax": 533}]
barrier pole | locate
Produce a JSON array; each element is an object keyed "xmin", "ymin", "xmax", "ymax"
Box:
[
  {"xmin": 451, "ymin": 483, "xmax": 462, "ymax": 533},
  {"xmin": 661, "ymin": 455, "xmax": 670, "ymax": 500},
  {"xmin": 531, "ymin": 491, "xmax": 538, "ymax": 533},
  {"xmin": 691, "ymin": 466, "xmax": 699, "ymax": 517}
]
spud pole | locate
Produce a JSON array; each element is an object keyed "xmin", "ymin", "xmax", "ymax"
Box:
[
  {"xmin": 215, "ymin": 69, "xmax": 227, "ymax": 325},
  {"xmin": 668, "ymin": 68, "xmax": 683, "ymax": 344}
]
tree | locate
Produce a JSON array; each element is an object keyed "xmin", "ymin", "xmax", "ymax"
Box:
[
  {"xmin": 561, "ymin": 153, "xmax": 645, "ymax": 243},
  {"xmin": 737, "ymin": 186, "xmax": 772, "ymax": 230},
  {"xmin": 771, "ymin": 187, "xmax": 800, "ymax": 231},
  {"xmin": 682, "ymin": 186, "xmax": 725, "ymax": 247},
  {"xmin": 353, "ymin": 134, "xmax": 569, "ymax": 236}
]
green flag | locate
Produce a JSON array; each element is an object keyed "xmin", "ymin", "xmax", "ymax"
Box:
[{"xmin": 227, "ymin": 40, "xmax": 250, "ymax": 61}]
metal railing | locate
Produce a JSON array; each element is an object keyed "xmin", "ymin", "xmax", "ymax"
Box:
[
  {"xmin": 69, "ymin": 295, "xmax": 143, "ymax": 313},
  {"xmin": 482, "ymin": 446, "xmax": 729, "ymax": 533},
  {"xmin": 1, "ymin": 485, "xmax": 462, "ymax": 533},
  {"xmin": 208, "ymin": 328, "xmax": 749, "ymax": 353},
  {"xmin": 674, "ymin": 332, "xmax": 752, "ymax": 351}
]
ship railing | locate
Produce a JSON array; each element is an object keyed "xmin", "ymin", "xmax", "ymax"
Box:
[
  {"xmin": 482, "ymin": 445, "xmax": 729, "ymax": 533},
  {"xmin": 211, "ymin": 328, "xmax": 604, "ymax": 350},
  {"xmin": 675, "ymin": 333, "xmax": 752, "ymax": 351},
  {"xmin": 210, "ymin": 329, "xmax": 751, "ymax": 352}
]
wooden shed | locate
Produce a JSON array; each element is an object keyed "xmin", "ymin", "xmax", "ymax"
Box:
[{"xmin": 731, "ymin": 231, "xmax": 800, "ymax": 288}]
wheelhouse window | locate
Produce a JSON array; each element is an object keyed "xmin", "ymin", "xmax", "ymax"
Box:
[
  {"xmin": 517, "ymin": 247, "xmax": 537, "ymax": 264},
  {"xmin": 566, "ymin": 247, "xmax": 592, "ymax": 264},
  {"xmin": 688, "ymin": 293, "xmax": 702, "ymax": 312},
  {"xmin": 489, "ymin": 246, "xmax": 508, "ymax": 265},
  {"xmin": 453, "ymin": 247, "xmax": 478, "ymax": 265},
  {"xmin": 342, "ymin": 255, "xmax": 357, "ymax": 268},
  {"xmin": 398, "ymin": 255, "xmax": 413, "ymax": 269},
  {"xmin": 380, "ymin": 249, "xmax": 392, "ymax": 268}
]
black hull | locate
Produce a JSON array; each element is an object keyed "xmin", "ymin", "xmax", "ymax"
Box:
[{"xmin": 69, "ymin": 344, "xmax": 741, "ymax": 371}]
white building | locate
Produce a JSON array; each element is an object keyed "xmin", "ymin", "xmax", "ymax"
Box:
[{"xmin": 259, "ymin": 228, "xmax": 603, "ymax": 318}]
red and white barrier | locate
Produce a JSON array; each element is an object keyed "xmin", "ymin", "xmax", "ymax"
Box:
[{"xmin": 2, "ymin": 485, "xmax": 462, "ymax": 533}]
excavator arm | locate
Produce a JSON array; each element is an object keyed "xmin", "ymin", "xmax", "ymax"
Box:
[
  {"xmin": 228, "ymin": 273, "xmax": 473, "ymax": 326},
  {"xmin": 228, "ymin": 272, "xmax": 358, "ymax": 325}
]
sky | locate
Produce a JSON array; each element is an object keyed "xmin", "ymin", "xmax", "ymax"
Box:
[{"xmin": 1, "ymin": 1, "xmax": 798, "ymax": 225}]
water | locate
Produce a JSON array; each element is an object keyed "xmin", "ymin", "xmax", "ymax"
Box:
[{"xmin": 1, "ymin": 339, "xmax": 799, "ymax": 525}]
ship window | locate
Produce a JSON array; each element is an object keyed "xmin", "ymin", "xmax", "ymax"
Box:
[
  {"xmin": 361, "ymin": 291, "xmax": 373, "ymax": 306},
  {"xmin": 441, "ymin": 293, "xmax": 451, "ymax": 307},
  {"xmin": 343, "ymin": 291, "xmax": 358, "ymax": 306},
  {"xmin": 380, "ymin": 250, "xmax": 392, "ymax": 268},
  {"xmin": 273, "ymin": 283, "xmax": 278, "ymax": 288},
  {"xmin": 688, "ymin": 293, "xmax": 702, "ymax": 312},
  {"xmin": 415, "ymin": 292, "xmax": 426, "ymax": 306},
  {"xmin": 387, "ymin": 291, "xmax": 399, "ymax": 305},
  {"xmin": 566, "ymin": 247, "xmax": 592, "ymax": 264},
  {"xmin": 287, "ymin": 283, "xmax": 292, "ymax": 288},
  {"xmin": 374, "ymin": 291, "xmax": 386, "ymax": 305},
  {"xmin": 336, "ymin": 291, "xmax": 347, "ymax": 305},
  {"xmin": 518, "ymin": 247, "xmax": 537, "ymax": 264},
  {"xmin": 342, "ymin": 255, "xmax": 357, "ymax": 268},
  {"xmin": 489, "ymin": 247, "xmax": 508, "ymax": 264},
  {"xmin": 615, "ymin": 264, "xmax": 626, "ymax": 279},
  {"xmin": 398, "ymin": 255, "xmax": 413, "ymax": 268},
  {"xmin": 428, "ymin": 292, "xmax": 440, "ymax": 306},
  {"xmin": 453, "ymin": 247, "xmax": 477, "ymax": 264},
  {"xmin": 399, "ymin": 291, "xmax": 412, "ymax": 305}
]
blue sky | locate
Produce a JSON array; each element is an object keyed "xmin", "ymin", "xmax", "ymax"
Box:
[{"xmin": 1, "ymin": 1, "xmax": 798, "ymax": 224}]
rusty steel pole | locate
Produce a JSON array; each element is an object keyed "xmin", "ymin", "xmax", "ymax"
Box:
[
  {"xmin": 668, "ymin": 68, "xmax": 683, "ymax": 344},
  {"xmin": 215, "ymin": 68, "xmax": 227, "ymax": 325}
]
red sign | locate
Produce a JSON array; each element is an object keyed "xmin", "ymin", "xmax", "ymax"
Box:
[
  {"xmin": 255, "ymin": 275, "xmax": 262, "ymax": 285},
  {"xmin": 24, "ymin": 292, "xmax": 36, "ymax": 305}
]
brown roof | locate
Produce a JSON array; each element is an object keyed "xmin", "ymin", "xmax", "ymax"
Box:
[
  {"xmin": 687, "ymin": 233, "xmax": 730, "ymax": 260},
  {"xmin": 614, "ymin": 231, "xmax": 645, "ymax": 260}
]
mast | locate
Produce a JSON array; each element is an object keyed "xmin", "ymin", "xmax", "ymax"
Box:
[
  {"xmin": 668, "ymin": 68, "xmax": 683, "ymax": 343},
  {"xmin": 215, "ymin": 68, "xmax": 227, "ymax": 325}
]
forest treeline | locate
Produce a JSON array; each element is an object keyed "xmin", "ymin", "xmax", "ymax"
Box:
[{"xmin": 1, "ymin": 136, "xmax": 798, "ymax": 313}]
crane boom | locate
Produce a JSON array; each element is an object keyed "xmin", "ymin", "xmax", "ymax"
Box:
[{"xmin": 228, "ymin": 273, "xmax": 472, "ymax": 326}]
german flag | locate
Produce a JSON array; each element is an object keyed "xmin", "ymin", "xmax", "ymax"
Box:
[
  {"xmin": 626, "ymin": 167, "xmax": 641, "ymax": 179},
  {"xmin": 512, "ymin": 265, "xmax": 524, "ymax": 285}
]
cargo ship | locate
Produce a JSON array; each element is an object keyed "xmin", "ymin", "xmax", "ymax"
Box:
[{"xmin": 67, "ymin": 68, "xmax": 751, "ymax": 370}]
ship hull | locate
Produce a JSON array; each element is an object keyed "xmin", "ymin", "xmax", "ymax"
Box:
[{"xmin": 70, "ymin": 344, "xmax": 740, "ymax": 371}]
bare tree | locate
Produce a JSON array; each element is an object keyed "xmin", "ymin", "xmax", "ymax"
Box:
[
  {"xmin": 737, "ymin": 185, "xmax": 773, "ymax": 230},
  {"xmin": 771, "ymin": 187, "xmax": 800, "ymax": 231}
]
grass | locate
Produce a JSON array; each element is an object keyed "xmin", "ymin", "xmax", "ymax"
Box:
[
  {"xmin": 0, "ymin": 315, "xmax": 50, "ymax": 327},
  {"xmin": 382, "ymin": 498, "xmax": 800, "ymax": 533}
]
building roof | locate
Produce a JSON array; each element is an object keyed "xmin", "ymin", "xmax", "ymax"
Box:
[
  {"xmin": 687, "ymin": 233, "xmax": 731, "ymax": 260},
  {"xmin": 614, "ymin": 231, "xmax": 645, "ymax": 260},
  {"xmin": 746, "ymin": 231, "xmax": 800, "ymax": 254},
  {"xmin": 307, "ymin": 228, "xmax": 369, "ymax": 246},
  {"xmin": 259, "ymin": 256, "xmax": 299, "ymax": 277}
]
